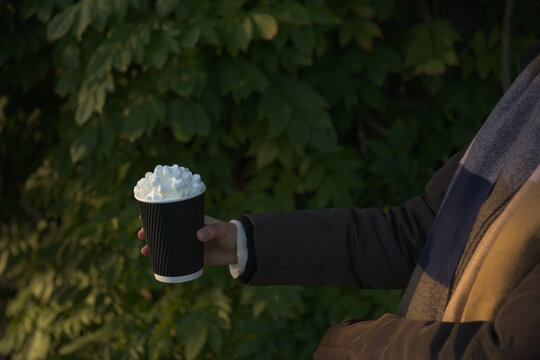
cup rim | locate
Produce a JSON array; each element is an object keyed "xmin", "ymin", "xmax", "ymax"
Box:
[
  {"xmin": 134, "ymin": 189, "xmax": 205, "ymax": 204},
  {"xmin": 154, "ymin": 269, "xmax": 203, "ymax": 283}
]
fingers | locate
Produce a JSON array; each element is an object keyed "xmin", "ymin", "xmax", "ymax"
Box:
[
  {"xmin": 138, "ymin": 227, "xmax": 146, "ymax": 239},
  {"xmin": 138, "ymin": 217, "xmax": 149, "ymax": 256},
  {"xmin": 138, "ymin": 215, "xmax": 224, "ymax": 255},
  {"xmin": 204, "ymin": 215, "xmax": 219, "ymax": 225},
  {"xmin": 141, "ymin": 245, "xmax": 149, "ymax": 256},
  {"xmin": 197, "ymin": 222, "xmax": 229, "ymax": 242}
]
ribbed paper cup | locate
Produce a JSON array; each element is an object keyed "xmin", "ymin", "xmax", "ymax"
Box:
[{"xmin": 136, "ymin": 191, "xmax": 205, "ymax": 283}]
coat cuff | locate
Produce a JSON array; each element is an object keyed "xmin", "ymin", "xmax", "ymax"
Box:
[
  {"xmin": 232, "ymin": 216, "xmax": 257, "ymax": 284},
  {"xmin": 229, "ymin": 219, "xmax": 248, "ymax": 278}
]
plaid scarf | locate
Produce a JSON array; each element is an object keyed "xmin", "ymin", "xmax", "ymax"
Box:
[{"xmin": 398, "ymin": 54, "xmax": 540, "ymax": 320}]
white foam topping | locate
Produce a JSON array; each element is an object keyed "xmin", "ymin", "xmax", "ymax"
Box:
[{"xmin": 134, "ymin": 165, "xmax": 205, "ymax": 202}]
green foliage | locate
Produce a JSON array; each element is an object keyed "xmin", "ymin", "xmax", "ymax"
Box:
[{"xmin": 1, "ymin": 0, "xmax": 538, "ymax": 359}]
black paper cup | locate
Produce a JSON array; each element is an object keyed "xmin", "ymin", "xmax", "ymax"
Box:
[{"xmin": 136, "ymin": 191, "xmax": 205, "ymax": 283}]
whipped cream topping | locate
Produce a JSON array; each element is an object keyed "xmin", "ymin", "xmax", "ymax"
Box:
[{"xmin": 134, "ymin": 165, "xmax": 206, "ymax": 202}]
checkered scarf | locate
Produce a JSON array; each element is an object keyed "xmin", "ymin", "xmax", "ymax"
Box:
[{"xmin": 398, "ymin": 54, "xmax": 540, "ymax": 320}]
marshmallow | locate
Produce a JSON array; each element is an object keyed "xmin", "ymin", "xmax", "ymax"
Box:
[
  {"xmin": 172, "ymin": 179, "xmax": 184, "ymax": 191},
  {"xmin": 134, "ymin": 165, "xmax": 205, "ymax": 202}
]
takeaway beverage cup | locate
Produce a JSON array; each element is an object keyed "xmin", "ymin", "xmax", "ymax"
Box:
[{"xmin": 136, "ymin": 191, "xmax": 205, "ymax": 283}]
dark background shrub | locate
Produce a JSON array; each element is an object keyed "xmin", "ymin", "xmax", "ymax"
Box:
[{"xmin": 1, "ymin": 0, "xmax": 538, "ymax": 358}]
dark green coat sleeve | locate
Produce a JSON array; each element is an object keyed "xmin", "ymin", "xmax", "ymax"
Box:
[
  {"xmin": 314, "ymin": 264, "xmax": 540, "ymax": 359},
  {"xmin": 240, "ymin": 151, "xmax": 464, "ymax": 288}
]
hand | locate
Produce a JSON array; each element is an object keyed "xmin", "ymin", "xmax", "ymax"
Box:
[{"xmin": 137, "ymin": 215, "xmax": 238, "ymax": 266}]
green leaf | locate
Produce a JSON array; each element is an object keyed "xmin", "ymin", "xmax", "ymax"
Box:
[
  {"xmin": 0, "ymin": 252, "xmax": 8, "ymax": 277},
  {"xmin": 40, "ymin": 1, "xmax": 55, "ymax": 23},
  {"xmin": 192, "ymin": 103, "xmax": 211, "ymax": 136},
  {"xmin": 163, "ymin": 27, "xmax": 180, "ymax": 52},
  {"xmin": 287, "ymin": 118, "xmax": 310, "ymax": 154},
  {"xmin": 209, "ymin": 326, "xmax": 223, "ymax": 355},
  {"xmin": 311, "ymin": 127, "xmax": 337, "ymax": 151},
  {"xmin": 143, "ymin": 96, "xmax": 166, "ymax": 123},
  {"xmin": 276, "ymin": 74, "xmax": 327, "ymax": 110},
  {"xmin": 167, "ymin": 99, "xmax": 196, "ymax": 142},
  {"xmin": 374, "ymin": 42, "xmax": 402, "ymax": 72},
  {"xmin": 58, "ymin": 334, "xmax": 94, "ymax": 355},
  {"xmin": 88, "ymin": 44, "xmax": 114, "ymax": 77},
  {"xmin": 352, "ymin": 3, "xmax": 375, "ymax": 18},
  {"xmin": 75, "ymin": 1, "xmax": 92, "ymax": 41},
  {"xmin": 57, "ymin": 70, "xmax": 81, "ymax": 97},
  {"xmin": 28, "ymin": 330, "xmax": 50, "ymax": 360},
  {"xmin": 234, "ymin": 340, "xmax": 260, "ymax": 358},
  {"xmin": 200, "ymin": 20, "xmax": 220, "ymax": 45},
  {"xmin": 304, "ymin": 109, "xmax": 333, "ymax": 129},
  {"xmin": 70, "ymin": 124, "xmax": 98, "ymax": 163},
  {"xmin": 114, "ymin": 0, "xmax": 129, "ymax": 18},
  {"xmin": 359, "ymin": 81, "xmax": 384, "ymax": 109},
  {"xmin": 123, "ymin": 104, "xmax": 147, "ymax": 141},
  {"xmin": 184, "ymin": 325, "xmax": 208, "ymax": 360},
  {"xmin": 220, "ymin": 60, "xmax": 265, "ymax": 102},
  {"xmin": 257, "ymin": 87, "xmax": 291, "ymax": 135},
  {"xmin": 355, "ymin": 19, "xmax": 382, "ymax": 51},
  {"xmin": 338, "ymin": 20, "xmax": 354, "ymax": 46},
  {"xmin": 405, "ymin": 26, "xmax": 431, "ymax": 66},
  {"xmin": 156, "ymin": 0, "xmax": 177, "ymax": 17},
  {"xmin": 281, "ymin": 47, "xmax": 313, "ymax": 71},
  {"xmin": 181, "ymin": 28, "xmax": 201, "ymax": 48},
  {"xmin": 237, "ymin": 16, "xmax": 253, "ymax": 51},
  {"xmin": 276, "ymin": 2, "xmax": 311, "ymax": 25},
  {"xmin": 373, "ymin": 0, "xmax": 395, "ymax": 20},
  {"xmin": 291, "ymin": 26, "xmax": 315, "ymax": 54},
  {"xmin": 417, "ymin": 59, "xmax": 445, "ymax": 76},
  {"xmin": 75, "ymin": 90, "xmax": 95, "ymax": 126},
  {"xmin": 367, "ymin": 63, "xmax": 387, "ymax": 86},
  {"xmin": 130, "ymin": 23, "xmax": 151, "ymax": 62},
  {"xmin": 149, "ymin": 37, "xmax": 168, "ymax": 68},
  {"xmin": 97, "ymin": 120, "xmax": 115, "ymax": 158},
  {"xmin": 158, "ymin": 62, "xmax": 206, "ymax": 97},
  {"xmin": 405, "ymin": 21, "xmax": 459, "ymax": 76},
  {"xmin": 256, "ymin": 141, "xmax": 279, "ymax": 168},
  {"xmin": 339, "ymin": 18, "xmax": 382, "ymax": 50},
  {"xmin": 47, "ymin": 6, "xmax": 76, "ymax": 41},
  {"xmin": 242, "ymin": 60, "xmax": 269, "ymax": 93},
  {"xmin": 306, "ymin": 5, "xmax": 341, "ymax": 25},
  {"xmin": 112, "ymin": 47, "xmax": 132, "ymax": 72},
  {"xmin": 251, "ymin": 13, "xmax": 278, "ymax": 40}
]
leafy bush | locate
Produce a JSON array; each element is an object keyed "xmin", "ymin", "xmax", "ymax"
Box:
[{"xmin": 1, "ymin": 0, "xmax": 538, "ymax": 358}]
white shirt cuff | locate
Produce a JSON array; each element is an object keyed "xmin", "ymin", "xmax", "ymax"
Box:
[{"xmin": 229, "ymin": 219, "xmax": 248, "ymax": 279}]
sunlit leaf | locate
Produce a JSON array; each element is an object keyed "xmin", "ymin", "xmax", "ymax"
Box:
[
  {"xmin": 184, "ymin": 325, "xmax": 208, "ymax": 360},
  {"xmin": 74, "ymin": 1, "xmax": 92, "ymax": 40},
  {"xmin": 47, "ymin": 6, "xmax": 76, "ymax": 41},
  {"xmin": 251, "ymin": 13, "xmax": 278, "ymax": 40},
  {"xmin": 70, "ymin": 123, "xmax": 98, "ymax": 163}
]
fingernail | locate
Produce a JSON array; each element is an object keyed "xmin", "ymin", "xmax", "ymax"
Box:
[{"xmin": 198, "ymin": 229, "xmax": 208, "ymax": 241}]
